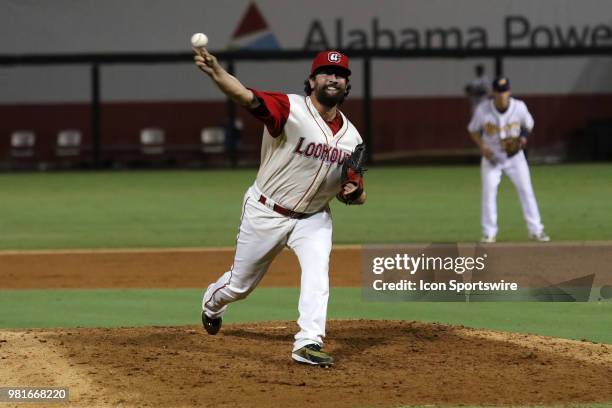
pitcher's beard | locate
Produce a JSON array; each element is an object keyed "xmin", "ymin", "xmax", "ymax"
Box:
[{"xmin": 314, "ymin": 87, "xmax": 345, "ymax": 108}]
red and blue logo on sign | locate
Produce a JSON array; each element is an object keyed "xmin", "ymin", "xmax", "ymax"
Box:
[{"xmin": 229, "ymin": 2, "xmax": 280, "ymax": 50}]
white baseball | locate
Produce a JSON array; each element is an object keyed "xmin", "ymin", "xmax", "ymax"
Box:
[{"xmin": 191, "ymin": 33, "xmax": 209, "ymax": 48}]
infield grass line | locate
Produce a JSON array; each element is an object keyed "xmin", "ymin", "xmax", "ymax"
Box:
[{"xmin": 1, "ymin": 288, "xmax": 610, "ymax": 344}]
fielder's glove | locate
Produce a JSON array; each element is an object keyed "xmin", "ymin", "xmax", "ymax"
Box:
[
  {"xmin": 502, "ymin": 137, "xmax": 523, "ymax": 157},
  {"xmin": 337, "ymin": 143, "xmax": 367, "ymax": 205}
]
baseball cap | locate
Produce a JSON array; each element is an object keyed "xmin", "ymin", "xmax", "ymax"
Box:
[
  {"xmin": 492, "ymin": 77, "xmax": 511, "ymax": 92},
  {"xmin": 310, "ymin": 51, "xmax": 351, "ymax": 76}
]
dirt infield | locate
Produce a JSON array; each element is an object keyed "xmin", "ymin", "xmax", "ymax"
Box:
[
  {"xmin": 2, "ymin": 247, "xmax": 612, "ymax": 407},
  {"xmin": 0, "ymin": 246, "xmax": 361, "ymax": 288},
  {"xmin": 1, "ymin": 320, "xmax": 611, "ymax": 408}
]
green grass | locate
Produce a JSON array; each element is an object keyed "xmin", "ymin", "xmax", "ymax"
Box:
[
  {"xmin": 1, "ymin": 288, "xmax": 610, "ymax": 344},
  {"xmin": 0, "ymin": 164, "xmax": 611, "ymax": 249},
  {"xmin": 1, "ymin": 166, "xmax": 610, "ymax": 408},
  {"xmin": 0, "ymin": 170, "xmax": 252, "ymax": 249}
]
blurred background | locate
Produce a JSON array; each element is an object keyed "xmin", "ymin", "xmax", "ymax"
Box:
[{"xmin": 2, "ymin": 0, "xmax": 612, "ymax": 171}]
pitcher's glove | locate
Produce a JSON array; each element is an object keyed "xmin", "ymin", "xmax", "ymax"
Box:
[
  {"xmin": 502, "ymin": 137, "xmax": 522, "ymax": 157},
  {"xmin": 337, "ymin": 143, "xmax": 367, "ymax": 205}
]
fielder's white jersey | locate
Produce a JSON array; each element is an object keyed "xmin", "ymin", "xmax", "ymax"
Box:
[
  {"xmin": 467, "ymin": 97, "xmax": 534, "ymax": 160},
  {"xmin": 255, "ymin": 94, "xmax": 362, "ymax": 214}
]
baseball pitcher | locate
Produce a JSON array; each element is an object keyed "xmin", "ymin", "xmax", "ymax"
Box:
[
  {"xmin": 193, "ymin": 48, "xmax": 367, "ymax": 366},
  {"xmin": 468, "ymin": 77, "xmax": 549, "ymax": 243}
]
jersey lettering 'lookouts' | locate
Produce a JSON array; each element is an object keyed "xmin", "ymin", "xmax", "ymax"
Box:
[{"xmin": 193, "ymin": 47, "xmax": 366, "ymax": 366}]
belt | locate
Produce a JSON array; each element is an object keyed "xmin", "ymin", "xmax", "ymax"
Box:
[{"xmin": 258, "ymin": 195, "xmax": 307, "ymax": 219}]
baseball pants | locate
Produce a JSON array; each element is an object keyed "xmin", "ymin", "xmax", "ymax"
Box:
[
  {"xmin": 202, "ymin": 184, "xmax": 333, "ymax": 351},
  {"xmin": 481, "ymin": 151, "xmax": 544, "ymax": 237}
]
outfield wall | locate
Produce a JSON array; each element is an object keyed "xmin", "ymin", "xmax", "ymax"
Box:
[
  {"xmin": 3, "ymin": 94, "xmax": 611, "ymax": 165},
  {"xmin": 2, "ymin": 0, "xmax": 612, "ymax": 163}
]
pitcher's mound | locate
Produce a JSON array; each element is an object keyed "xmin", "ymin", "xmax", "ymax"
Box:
[{"xmin": 1, "ymin": 320, "xmax": 611, "ymax": 407}]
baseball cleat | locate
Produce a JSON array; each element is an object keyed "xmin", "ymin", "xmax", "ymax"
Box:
[
  {"xmin": 529, "ymin": 232, "xmax": 551, "ymax": 242},
  {"xmin": 292, "ymin": 344, "xmax": 334, "ymax": 367},
  {"xmin": 480, "ymin": 235, "xmax": 496, "ymax": 243},
  {"xmin": 201, "ymin": 310, "xmax": 222, "ymax": 335}
]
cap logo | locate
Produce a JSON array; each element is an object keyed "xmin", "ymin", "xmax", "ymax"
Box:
[
  {"xmin": 328, "ymin": 52, "xmax": 341, "ymax": 63},
  {"xmin": 499, "ymin": 78, "xmax": 507, "ymax": 86}
]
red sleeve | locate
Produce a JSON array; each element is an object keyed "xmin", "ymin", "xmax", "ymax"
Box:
[{"xmin": 246, "ymin": 88, "xmax": 290, "ymax": 138}]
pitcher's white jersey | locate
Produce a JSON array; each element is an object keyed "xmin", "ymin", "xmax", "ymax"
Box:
[
  {"xmin": 467, "ymin": 97, "xmax": 534, "ymax": 161},
  {"xmin": 200, "ymin": 50, "xmax": 365, "ymax": 363},
  {"xmin": 204, "ymin": 88, "xmax": 364, "ymax": 354},
  {"xmin": 254, "ymin": 93, "xmax": 362, "ymax": 214}
]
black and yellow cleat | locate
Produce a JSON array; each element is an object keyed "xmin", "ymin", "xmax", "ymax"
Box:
[
  {"xmin": 292, "ymin": 344, "xmax": 334, "ymax": 367},
  {"xmin": 201, "ymin": 310, "xmax": 222, "ymax": 335}
]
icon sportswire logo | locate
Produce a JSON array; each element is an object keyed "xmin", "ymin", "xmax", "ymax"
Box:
[{"xmin": 228, "ymin": 2, "xmax": 280, "ymax": 50}]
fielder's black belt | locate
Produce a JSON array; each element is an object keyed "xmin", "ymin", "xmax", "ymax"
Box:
[{"xmin": 258, "ymin": 195, "xmax": 307, "ymax": 219}]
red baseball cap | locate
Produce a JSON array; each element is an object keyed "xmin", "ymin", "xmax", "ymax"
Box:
[{"xmin": 310, "ymin": 50, "xmax": 351, "ymax": 76}]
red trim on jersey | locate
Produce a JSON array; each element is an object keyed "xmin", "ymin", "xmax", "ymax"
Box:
[
  {"xmin": 204, "ymin": 196, "xmax": 250, "ymax": 311},
  {"xmin": 325, "ymin": 111, "xmax": 344, "ymax": 134},
  {"xmin": 334, "ymin": 122, "xmax": 349, "ymax": 146},
  {"xmin": 295, "ymin": 96, "xmax": 349, "ymax": 211},
  {"xmin": 247, "ymin": 89, "xmax": 290, "ymax": 138},
  {"xmin": 303, "ymin": 125, "xmax": 354, "ymax": 213},
  {"xmin": 305, "ymin": 96, "xmax": 330, "ymax": 145},
  {"xmin": 247, "ymin": 90, "xmax": 344, "ymax": 138},
  {"xmin": 293, "ymin": 159, "xmax": 325, "ymax": 211},
  {"xmin": 305, "ymin": 95, "xmax": 345, "ymax": 138},
  {"xmin": 302, "ymin": 162, "xmax": 334, "ymax": 213}
]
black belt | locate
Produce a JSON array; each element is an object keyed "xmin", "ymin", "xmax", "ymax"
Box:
[{"xmin": 258, "ymin": 195, "xmax": 307, "ymax": 219}]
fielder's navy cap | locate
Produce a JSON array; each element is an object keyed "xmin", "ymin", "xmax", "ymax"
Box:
[{"xmin": 492, "ymin": 77, "xmax": 511, "ymax": 92}]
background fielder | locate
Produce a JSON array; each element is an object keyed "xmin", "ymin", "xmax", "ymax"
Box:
[
  {"xmin": 464, "ymin": 64, "xmax": 491, "ymax": 113},
  {"xmin": 468, "ymin": 77, "xmax": 550, "ymax": 243},
  {"xmin": 193, "ymin": 47, "xmax": 366, "ymax": 366}
]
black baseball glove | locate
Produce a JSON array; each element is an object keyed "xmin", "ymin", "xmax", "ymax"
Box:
[{"xmin": 337, "ymin": 143, "xmax": 367, "ymax": 205}]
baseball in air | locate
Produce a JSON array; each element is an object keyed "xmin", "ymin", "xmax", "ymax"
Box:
[{"xmin": 191, "ymin": 33, "xmax": 209, "ymax": 48}]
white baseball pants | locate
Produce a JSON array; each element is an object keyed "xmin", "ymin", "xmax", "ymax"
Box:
[
  {"xmin": 481, "ymin": 151, "xmax": 544, "ymax": 237},
  {"xmin": 202, "ymin": 184, "xmax": 333, "ymax": 351}
]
